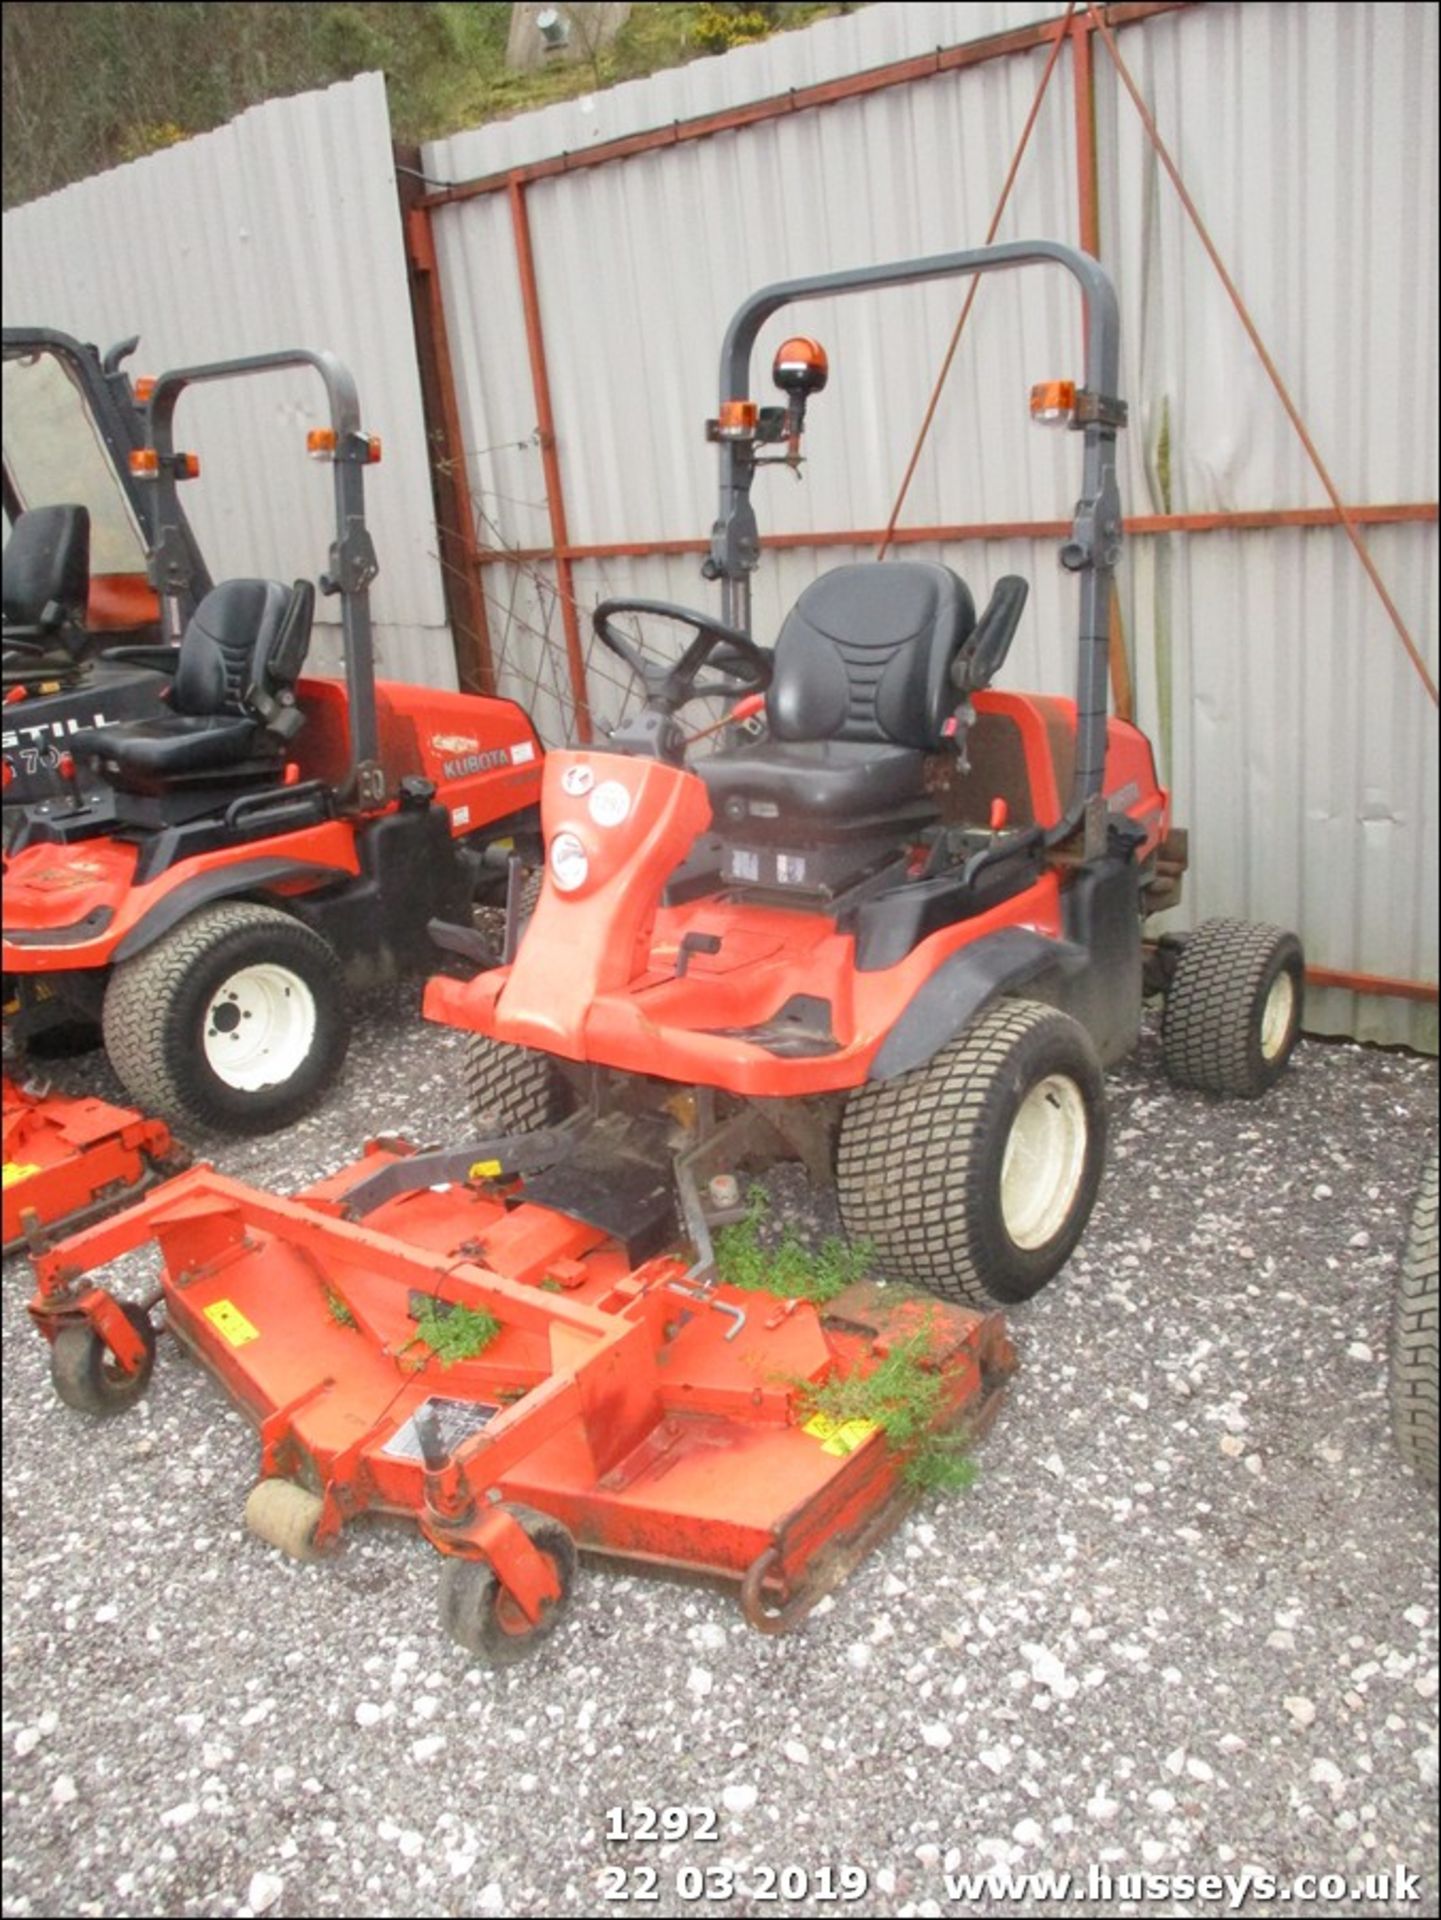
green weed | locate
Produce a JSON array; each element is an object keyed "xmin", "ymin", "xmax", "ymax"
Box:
[
  {"xmin": 324, "ymin": 1287, "xmax": 357, "ymax": 1329},
  {"xmin": 798, "ymin": 1322, "xmax": 977, "ymax": 1496},
  {"xmin": 714, "ymin": 1188, "xmax": 873, "ymax": 1305},
  {"xmin": 408, "ymin": 1299, "xmax": 501, "ymax": 1367}
]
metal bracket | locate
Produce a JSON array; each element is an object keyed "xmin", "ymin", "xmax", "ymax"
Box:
[
  {"xmin": 339, "ymin": 1126, "xmax": 578, "ymax": 1218},
  {"xmin": 1060, "ymin": 465, "xmax": 1124, "ymax": 573}
]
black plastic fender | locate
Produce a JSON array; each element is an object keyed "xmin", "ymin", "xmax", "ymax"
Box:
[
  {"xmin": 867, "ymin": 928, "xmax": 1088, "ymax": 1081},
  {"xmin": 112, "ymin": 859, "xmax": 350, "ymax": 962}
]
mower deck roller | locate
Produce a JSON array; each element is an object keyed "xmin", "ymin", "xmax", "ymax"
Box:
[
  {"xmin": 27, "ymin": 1146, "xmax": 1014, "ymax": 1657},
  {"xmin": 3, "ymin": 1074, "xmax": 178, "ymax": 1255}
]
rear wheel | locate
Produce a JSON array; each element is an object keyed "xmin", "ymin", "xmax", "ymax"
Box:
[
  {"xmin": 837, "ymin": 999, "xmax": 1107, "ymax": 1307},
  {"xmin": 1391, "ymin": 1150, "xmax": 1438, "ymax": 1484},
  {"xmin": 439, "ymin": 1505, "xmax": 577, "ymax": 1665},
  {"xmin": 1162, "ymin": 918, "xmax": 1303, "ymax": 1097},
  {"xmin": 463, "ymin": 1032, "xmax": 572, "ymax": 1135},
  {"xmin": 103, "ymin": 902, "xmax": 349, "ymax": 1133}
]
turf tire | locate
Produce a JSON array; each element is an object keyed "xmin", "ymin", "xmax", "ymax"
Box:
[
  {"xmin": 103, "ymin": 901, "xmax": 349, "ymax": 1134},
  {"xmin": 1391, "ymin": 1150, "xmax": 1438, "ymax": 1484},
  {"xmin": 1162, "ymin": 918, "xmax": 1303, "ymax": 1097},
  {"xmin": 463, "ymin": 1032, "xmax": 572, "ymax": 1134},
  {"xmin": 837, "ymin": 998, "xmax": 1107, "ymax": 1308}
]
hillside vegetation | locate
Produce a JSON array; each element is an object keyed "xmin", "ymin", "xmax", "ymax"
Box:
[{"xmin": 2, "ymin": 1, "xmax": 857, "ymax": 208}]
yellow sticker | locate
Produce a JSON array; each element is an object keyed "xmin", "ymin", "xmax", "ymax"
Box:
[
  {"xmin": 803, "ymin": 1413, "xmax": 880, "ymax": 1458},
  {"xmin": 204, "ymin": 1298, "xmax": 260, "ymax": 1346},
  {"xmin": 468, "ymin": 1159, "xmax": 503, "ymax": 1181},
  {"xmin": 3, "ymin": 1162, "xmax": 42, "ymax": 1189}
]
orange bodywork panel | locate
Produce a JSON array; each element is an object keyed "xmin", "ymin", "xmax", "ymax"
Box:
[
  {"xmin": 86, "ymin": 573, "xmax": 162, "ymax": 633},
  {"xmin": 425, "ymin": 697, "xmax": 1169, "ymax": 1097},
  {"xmin": 290, "ymin": 678, "xmax": 542, "ymax": 831},
  {"xmin": 2, "ymin": 819, "xmax": 363, "ymax": 973}
]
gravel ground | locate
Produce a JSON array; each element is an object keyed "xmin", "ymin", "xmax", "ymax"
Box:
[{"xmin": 3, "ymin": 993, "xmax": 1437, "ymax": 1920}]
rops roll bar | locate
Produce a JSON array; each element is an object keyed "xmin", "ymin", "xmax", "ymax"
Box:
[{"xmin": 707, "ymin": 240, "xmax": 1126, "ymax": 844}]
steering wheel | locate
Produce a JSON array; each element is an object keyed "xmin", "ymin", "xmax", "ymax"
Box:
[{"xmin": 593, "ymin": 599, "xmax": 772, "ymax": 715}]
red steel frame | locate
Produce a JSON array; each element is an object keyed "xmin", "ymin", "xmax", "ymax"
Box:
[{"xmin": 401, "ymin": 1, "xmax": 1438, "ymax": 1005}]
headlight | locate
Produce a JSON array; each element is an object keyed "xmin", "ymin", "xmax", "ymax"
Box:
[
  {"xmin": 548, "ymin": 830, "xmax": 590, "ymax": 893},
  {"xmin": 588, "ymin": 780, "xmax": 631, "ymax": 828}
]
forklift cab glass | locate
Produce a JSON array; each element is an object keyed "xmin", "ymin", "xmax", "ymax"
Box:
[{"xmin": 1, "ymin": 351, "xmax": 148, "ymax": 576}]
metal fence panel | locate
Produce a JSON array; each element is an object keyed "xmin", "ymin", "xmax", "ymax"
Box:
[
  {"xmin": 427, "ymin": 2, "xmax": 1436, "ymax": 1049},
  {"xmin": 1, "ymin": 74, "xmax": 454, "ymax": 687}
]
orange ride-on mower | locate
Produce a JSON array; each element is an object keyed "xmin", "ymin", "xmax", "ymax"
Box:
[
  {"xmin": 3, "ymin": 348, "xmax": 542, "ymax": 1135},
  {"xmin": 424, "ymin": 238, "xmax": 1306, "ymax": 1307},
  {"xmin": 22, "ymin": 241, "xmax": 1299, "ymax": 1659},
  {"xmin": 3, "ymin": 325, "xmax": 212, "ymax": 847}
]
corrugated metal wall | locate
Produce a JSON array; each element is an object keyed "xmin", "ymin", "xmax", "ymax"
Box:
[
  {"xmin": 424, "ymin": 0, "xmax": 1437, "ymax": 1049},
  {"xmin": 1, "ymin": 75, "xmax": 456, "ymax": 688}
]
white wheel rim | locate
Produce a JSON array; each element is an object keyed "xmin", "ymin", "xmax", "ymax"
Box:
[
  {"xmin": 202, "ymin": 963, "xmax": 316, "ymax": 1092},
  {"xmin": 1260, "ymin": 970, "xmax": 1296, "ymax": 1061},
  {"xmin": 1000, "ymin": 1074, "xmax": 1089, "ymax": 1251}
]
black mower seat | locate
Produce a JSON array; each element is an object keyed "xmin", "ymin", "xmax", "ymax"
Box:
[
  {"xmin": 2, "ymin": 504, "xmax": 91, "ymax": 658},
  {"xmin": 700, "ymin": 561, "xmax": 974, "ymax": 831},
  {"xmin": 702, "ymin": 738, "xmax": 930, "ymax": 823},
  {"xmin": 73, "ymin": 576, "xmax": 313, "ymax": 785}
]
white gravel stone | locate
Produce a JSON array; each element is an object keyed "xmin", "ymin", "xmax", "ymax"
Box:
[
  {"xmin": 354, "ymin": 1702, "xmax": 384, "ymax": 1728},
  {"xmin": 978, "ymin": 1745, "xmax": 1012, "ymax": 1775},
  {"xmin": 51, "ymin": 1775, "xmax": 77, "ymax": 1807},
  {"xmin": 686, "ymin": 1666, "xmax": 713, "ymax": 1698},
  {"xmin": 920, "ymin": 1722, "xmax": 953, "ymax": 1750},
  {"xmin": 783, "ymin": 1739, "xmax": 810, "ymax": 1765},
  {"xmin": 1285, "ymin": 1696, "xmax": 1318, "ymax": 1727},
  {"xmin": 1012, "ymin": 1818, "xmax": 1044, "ymax": 1847},
  {"xmin": 246, "ymin": 1872, "xmax": 284, "ymax": 1914},
  {"xmin": 1310, "ymin": 1759, "xmax": 1345, "ymax": 1797},
  {"xmin": 722, "ymin": 1783, "xmax": 757, "ymax": 1815}
]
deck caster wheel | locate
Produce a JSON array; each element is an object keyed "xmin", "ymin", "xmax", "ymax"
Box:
[
  {"xmin": 1161, "ymin": 918, "xmax": 1304, "ymax": 1097},
  {"xmin": 50, "ymin": 1304, "xmax": 156, "ymax": 1416},
  {"xmin": 244, "ymin": 1479, "xmax": 327, "ymax": 1562},
  {"xmin": 439, "ymin": 1504, "xmax": 577, "ymax": 1665}
]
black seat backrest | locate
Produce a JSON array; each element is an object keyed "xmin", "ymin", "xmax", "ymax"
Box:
[
  {"xmin": 768, "ymin": 562, "xmax": 976, "ymax": 750},
  {"xmin": 172, "ymin": 577, "xmax": 314, "ymax": 719},
  {"xmin": 2, "ymin": 504, "xmax": 91, "ymax": 639}
]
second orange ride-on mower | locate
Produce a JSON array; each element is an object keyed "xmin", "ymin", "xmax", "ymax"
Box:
[
  {"xmin": 427, "ymin": 237, "xmax": 1306, "ymax": 1310},
  {"xmin": 3, "ymin": 349, "xmax": 542, "ymax": 1134},
  {"xmin": 24, "ymin": 242, "xmax": 1299, "ymax": 1661}
]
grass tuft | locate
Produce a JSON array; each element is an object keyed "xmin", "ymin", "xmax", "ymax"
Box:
[
  {"xmin": 714, "ymin": 1188, "xmax": 873, "ymax": 1305},
  {"xmin": 408, "ymin": 1300, "xmax": 501, "ymax": 1367},
  {"xmin": 798, "ymin": 1322, "xmax": 977, "ymax": 1495}
]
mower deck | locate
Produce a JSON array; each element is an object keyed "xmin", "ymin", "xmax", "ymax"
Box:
[
  {"xmin": 27, "ymin": 1141, "xmax": 1013, "ymax": 1646},
  {"xmin": 2, "ymin": 1075, "xmax": 178, "ymax": 1255}
]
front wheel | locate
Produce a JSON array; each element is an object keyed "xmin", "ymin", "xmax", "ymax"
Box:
[
  {"xmin": 837, "ymin": 999, "xmax": 1107, "ymax": 1307},
  {"xmin": 103, "ymin": 902, "xmax": 350, "ymax": 1133}
]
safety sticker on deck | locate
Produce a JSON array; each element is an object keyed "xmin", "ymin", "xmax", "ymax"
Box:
[
  {"xmin": 383, "ymin": 1395, "xmax": 500, "ymax": 1462},
  {"xmin": 3, "ymin": 1162, "xmax": 41, "ymax": 1188},
  {"xmin": 204, "ymin": 1298, "xmax": 260, "ymax": 1346},
  {"xmin": 468, "ymin": 1158, "xmax": 503, "ymax": 1180},
  {"xmin": 803, "ymin": 1412, "xmax": 880, "ymax": 1458}
]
